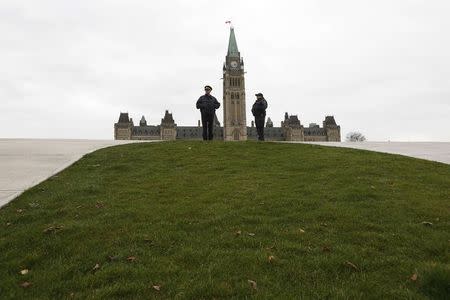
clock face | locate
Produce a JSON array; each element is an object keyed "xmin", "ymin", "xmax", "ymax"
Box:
[{"xmin": 230, "ymin": 61, "xmax": 238, "ymax": 68}]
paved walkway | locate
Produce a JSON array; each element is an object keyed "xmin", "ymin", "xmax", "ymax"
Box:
[
  {"xmin": 0, "ymin": 139, "xmax": 149, "ymax": 208},
  {"xmin": 299, "ymin": 142, "xmax": 450, "ymax": 165}
]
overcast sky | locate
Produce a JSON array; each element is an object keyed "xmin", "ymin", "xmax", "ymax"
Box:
[{"xmin": 1, "ymin": 0, "xmax": 449, "ymax": 141}]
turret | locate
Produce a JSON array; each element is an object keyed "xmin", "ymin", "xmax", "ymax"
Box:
[
  {"xmin": 114, "ymin": 112, "xmax": 133, "ymax": 140},
  {"xmin": 160, "ymin": 110, "xmax": 177, "ymax": 140},
  {"xmin": 139, "ymin": 115, "xmax": 147, "ymax": 127},
  {"xmin": 323, "ymin": 116, "xmax": 341, "ymax": 141}
]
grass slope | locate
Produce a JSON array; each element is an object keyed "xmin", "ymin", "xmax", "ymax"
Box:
[{"xmin": 0, "ymin": 141, "xmax": 449, "ymax": 299}]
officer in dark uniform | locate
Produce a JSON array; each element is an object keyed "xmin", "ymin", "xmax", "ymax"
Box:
[
  {"xmin": 251, "ymin": 93, "xmax": 268, "ymax": 141},
  {"xmin": 196, "ymin": 85, "xmax": 221, "ymax": 140}
]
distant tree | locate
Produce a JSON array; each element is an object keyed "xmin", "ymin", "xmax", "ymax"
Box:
[{"xmin": 346, "ymin": 132, "xmax": 366, "ymax": 142}]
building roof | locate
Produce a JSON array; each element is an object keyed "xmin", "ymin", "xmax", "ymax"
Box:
[
  {"xmin": 132, "ymin": 126, "xmax": 160, "ymax": 135},
  {"xmin": 227, "ymin": 27, "xmax": 239, "ymax": 57},
  {"xmin": 324, "ymin": 116, "xmax": 337, "ymax": 126},
  {"xmin": 118, "ymin": 112, "xmax": 130, "ymax": 123},
  {"xmin": 304, "ymin": 127, "xmax": 326, "ymax": 136}
]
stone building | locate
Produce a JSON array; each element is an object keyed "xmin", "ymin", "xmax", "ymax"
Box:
[
  {"xmin": 223, "ymin": 27, "xmax": 247, "ymax": 141},
  {"xmin": 114, "ymin": 27, "xmax": 341, "ymax": 142}
]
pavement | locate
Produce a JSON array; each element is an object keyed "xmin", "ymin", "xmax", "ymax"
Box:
[
  {"xmin": 1, "ymin": 139, "xmax": 449, "ymax": 208},
  {"xmin": 0, "ymin": 139, "xmax": 151, "ymax": 208},
  {"xmin": 298, "ymin": 141, "xmax": 450, "ymax": 165}
]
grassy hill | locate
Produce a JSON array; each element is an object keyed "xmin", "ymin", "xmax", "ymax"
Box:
[{"xmin": 0, "ymin": 141, "xmax": 449, "ymax": 299}]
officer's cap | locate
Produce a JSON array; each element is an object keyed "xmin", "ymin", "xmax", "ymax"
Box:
[
  {"xmin": 255, "ymin": 93, "xmax": 263, "ymax": 97},
  {"xmin": 204, "ymin": 85, "xmax": 212, "ymax": 90}
]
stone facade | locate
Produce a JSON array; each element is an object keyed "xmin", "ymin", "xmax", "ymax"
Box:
[
  {"xmin": 115, "ymin": 111, "xmax": 340, "ymax": 142},
  {"xmin": 114, "ymin": 27, "xmax": 341, "ymax": 142},
  {"xmin": 223, "ymin": 27, "xmax": 247, "ymax": 141}
]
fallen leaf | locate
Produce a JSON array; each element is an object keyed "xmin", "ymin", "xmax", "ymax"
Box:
[
  {"xmin": 265, "ymin": 245, "xmax": 276, "ymax": 251},
  {"xmin": 235, "ymin": 230, "xmax": 242, "ymax": 236},
  {"xmin": 95, "ymin": 202, "xmax": 105, "ymax": 209},
  {"xmin": 268, "ymin": 255, "xmax": 275, "ymax": 263},
  {"xmin": 20, "ymin": 281, "xmax": 32, "ymax": 288},
  {"xmin": 43, "ymin": 225, "xmax": 63, "ymax": 234},
  {"xmin": 20, "ymin": 269, "xmax": 29, "ymax": 275},
  {"xmin": 127, "ymin": 256, "xmax": 136, "ymax": 262},
  {"xmin": 299, "ymin": 228, "xmax": 305, "ymax": 233},
  {"xmin": 410, "ymin": 273, "xmax": 418, "ymax": 281},
  {"xmin": 421, "ymin": 221, "xmax": 433, "ymax": 226},
  {"xmin": 370, "ymin": 185, "xmax": 376, "ymax": 189},
  {"xmin": 152, "ymin": 285, "xmax": 161, "ymax": 291},
  {"xmin": 345, "ymin": 261, "xmax": 359, "ymax": 271},
  {"xmin": 92, "ymin": 263, "xmax": 100, "ymax": 272},
  {"xmin": 247, "ymin": 232, "xmax": 255, "ymax": 237},
  {"xmin": 248, "ymin": 279, "xmax": 257, "ymax": 290},
  {"xmin": 108, "ymin": 255, "xmax": 120, "ymax": 262},
  {"xmin": 6, "ymin": 222, "xmax": 12, "ymax": 226},
  {"xmin": 16, "ymin": 209, "xmax": 24, "ymax": 213},
  {"xmin": 322, "ymin": 246, "xmax": 331, "ymax": 252}
]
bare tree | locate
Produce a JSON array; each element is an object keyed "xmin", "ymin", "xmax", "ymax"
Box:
[{"xmin": 346, "ymin": 132, "xmax": 366, "ymax": 142}]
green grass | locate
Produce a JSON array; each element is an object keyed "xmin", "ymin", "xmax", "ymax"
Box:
[{"xmin": 0, "ymin": 141, "xmax": 449, "ymax": 299}]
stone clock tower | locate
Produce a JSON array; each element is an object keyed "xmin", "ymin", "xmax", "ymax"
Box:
[{"xmin": 223, "ymin": 27, "xmax": 247, "ymax": 141}]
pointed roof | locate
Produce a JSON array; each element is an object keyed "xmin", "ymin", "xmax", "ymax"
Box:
[
  {"xmin": 118, "ymin": 112, "xmax": 130, "ymax": 123},
  {"xmin": 227, "ymin": 27, "xmax": 239, "ymax": 57}
]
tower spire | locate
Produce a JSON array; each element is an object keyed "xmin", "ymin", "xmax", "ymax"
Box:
[{"xmin": 227, "ymin": 27, "xmax": 239, "ymax": 57}]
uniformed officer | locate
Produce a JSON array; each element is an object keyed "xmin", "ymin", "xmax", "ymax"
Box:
[
  {"xmin": 196, "ymin": 85, "xmax": 220, "ymax": 140},
  {"xmin": 251, "ymin": 93, "xmax": 268, "ymax": 141}
]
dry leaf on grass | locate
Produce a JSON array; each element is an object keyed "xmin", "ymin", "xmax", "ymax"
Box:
[
  {"xmin": 299, "ymin": 228, "xmax": 305, "ymax": 233},
  {"xmin": 43, "ymin": 225, "xmax": 63, "ymax": 234},
  {"xmin": 248, "ymin": 279, "xmax": 257, "ymax": 290},
  {"xmin": 20, "ymin": 269, "xmax": 29, "ymax": 275},
  {"xmin": 108, "ymin": 255, "xmax": 120, "ymax": 262},
  {"xmin": 345, "ymin": 261, "xmax": 359, "ymax": 271},
  {"xmin": 322, "ymin": 246, "xmax": 331, "ymax": 252},
  {"xmin": 92, "ymin": 263, "xmax": 100, "ymax": 272},
  {"xmin": 235, "ymin": 230, "xmax": 242, "ymax": 236},
  {"xmin": 268, "ymin": 255, "xmax": 275, "ymax": 263},
  {"xmin": 152, "ymin": 285, "xmax": 161, "ymax": 291},
  {"xmin": 127, "ymin": 256, "xmax": 136, "ymax": 262},
  {"xmin": 20, "ymin": 281, "xmax": 32, "ymax": 288},
  {"xmin": 421, "ymin": 221, "xmax": 433, "ymax": 226},
  {"xmin": 247, "ymin": 232, "xmax": 255, "ymax": 237},
  {"xmin": 410, "ymin": 273, "xmax": 418, "ymax": 281}
]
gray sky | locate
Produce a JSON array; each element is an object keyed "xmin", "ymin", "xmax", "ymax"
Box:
[{"xmin": 1, "ymin": 0, "xmax": 449, "ymax": 141}]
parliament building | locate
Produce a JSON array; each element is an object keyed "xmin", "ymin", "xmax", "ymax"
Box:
[{"xmin": 115, "ymin": 27, "xmax": 341, "ymax": 142}]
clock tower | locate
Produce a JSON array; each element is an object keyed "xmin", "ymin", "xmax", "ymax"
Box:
[{"xmin": 223, "ymin": 27, "xmax": 247, "ymax": 141}]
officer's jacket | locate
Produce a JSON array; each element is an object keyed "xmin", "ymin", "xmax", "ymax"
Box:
[
  {"xmin": 252, "ymin": 99, "xmax": 268, "ymax": 117},
  {"xmin": 196, "ymin": 95, "xmax": 220, "ymax": 115}
]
